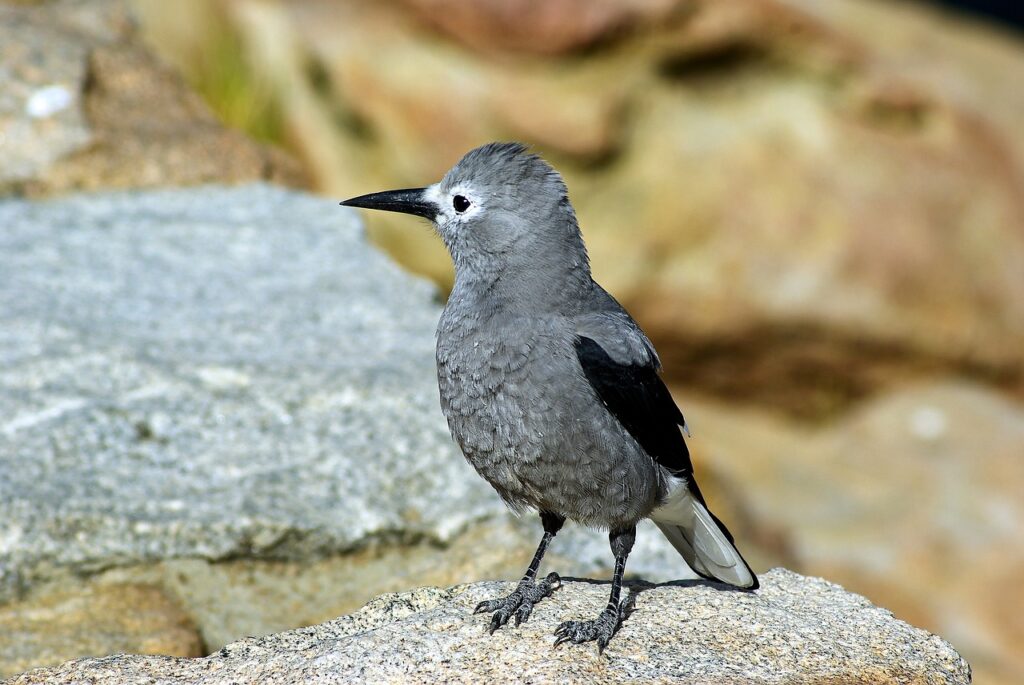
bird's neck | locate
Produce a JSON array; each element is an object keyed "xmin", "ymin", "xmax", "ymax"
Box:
[{"xmin": 449, "ymin": 253, "xmax": 592, "ymax": 319}]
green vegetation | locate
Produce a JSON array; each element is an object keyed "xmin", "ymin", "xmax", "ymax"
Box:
[{"xmin": 187, "ymin": 18, "xmax": 283, "ymax": 144}]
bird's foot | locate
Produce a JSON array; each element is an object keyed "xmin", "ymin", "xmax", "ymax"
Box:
[
  {"xmin": 474, "ymin": 571, "xmax": 561, "ymax": 633},
  {"xmin": 553, "ymin": 598, "xmax": 630, "ymax": 653}
]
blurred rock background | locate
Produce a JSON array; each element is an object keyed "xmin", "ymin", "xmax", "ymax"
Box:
[{"xmin": 1, "ymin": 0, "xmax": 1021, "ymax": 683}]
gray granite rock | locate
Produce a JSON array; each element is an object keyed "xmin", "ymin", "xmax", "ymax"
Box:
[
  {"xmin": 0, "ymin": 185, "xmax": 484, "ymax": 599},
  {"xmin": 0, "ymin": 185, "xmax": 688, "ymax": 606},
  {"xmin": 5, "ymin": 569, "xmax": 971, "ymax": 684}
]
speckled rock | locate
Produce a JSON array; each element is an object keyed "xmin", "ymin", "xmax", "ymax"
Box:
[{"xmin": 6, "ymin": 569, "xmax": 971, "ymax": 684}]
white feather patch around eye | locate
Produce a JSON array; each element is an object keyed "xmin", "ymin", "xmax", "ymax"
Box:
[{"xmin": 447, "ymin": 184, "xmax": 483, "ymax": 221}]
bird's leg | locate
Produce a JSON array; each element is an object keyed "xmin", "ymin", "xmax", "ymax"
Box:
[
  {"xmin": 474, "ymin": 511, "xmax": 564, "ymax": 633},
  {"xmin": 554, "ymin": 525, "xmax": 635, "ymax": 653}
]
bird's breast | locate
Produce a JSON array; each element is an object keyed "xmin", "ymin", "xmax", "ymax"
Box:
[
  {"xmin": 435, "ymin": 309, "xmax": 663, "ymax": 525},
  {"xmin": 435, "ymin": 311, "xmax": 569, "ymax": 473}
]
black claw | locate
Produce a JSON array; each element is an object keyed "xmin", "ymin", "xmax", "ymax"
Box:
[
  {"xmin": 487, "ymin": 612, "xmax": 503, "ymax": 634},
  {"xmin": 551, "ymin": 604, "xmax": 626, "ymax": 651},
  {"xmin": 552, "ymin": 622, "xmax": 576, "ymax": 648},
  {"xmin": 474, "ymin": 575, "xmax": 560, "ymax": 634},
  {"xmin": 513, "ymin": 603, "xmax": 530, "ymax": 626}
]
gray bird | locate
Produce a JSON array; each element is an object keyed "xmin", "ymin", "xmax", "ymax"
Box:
[{"xmin": 342, "ymin": 142, "xmax": 757, "ymax": 651}]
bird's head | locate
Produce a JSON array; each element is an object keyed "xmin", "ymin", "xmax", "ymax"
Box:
[{"xmin": 341, "ymin": 142, "xmax": 588, "ymax": 281}]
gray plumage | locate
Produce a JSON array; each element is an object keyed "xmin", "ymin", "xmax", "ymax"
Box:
[{"xmin": 342, "ymin": 142, "xmax": 757, "ymax": 651}]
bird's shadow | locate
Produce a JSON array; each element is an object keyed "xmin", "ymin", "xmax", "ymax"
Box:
[
  {"xmin": 556, "ymin": 575, "xmax": 754, "ymax": 624},
  {"xmin": 558, "ymin": 574, "xmax": 752, "ymax": 594}
]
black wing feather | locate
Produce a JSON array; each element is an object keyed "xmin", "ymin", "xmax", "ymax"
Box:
[{"xmin": 575, "ymin": 335, "xmax": 697, "ymax": 484}]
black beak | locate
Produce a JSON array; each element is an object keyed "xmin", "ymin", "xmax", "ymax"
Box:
[{"xmin": 340, "ymin": 187, "xmax": 436, "ymax": 220}]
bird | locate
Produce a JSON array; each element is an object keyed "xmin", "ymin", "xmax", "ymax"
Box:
[{"xmin": 341, "ymin": 142, "xmax": 757, "ymax": 652}]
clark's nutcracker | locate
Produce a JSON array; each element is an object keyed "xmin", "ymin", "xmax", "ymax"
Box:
[{"xmin": 342, "ymin": 142, "xmax": 757, "ymax": 651}]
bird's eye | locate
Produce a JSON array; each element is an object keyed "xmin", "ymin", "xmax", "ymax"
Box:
[{"xmin": 453, "ymin": 195, "xmax": 471, "ymax": 213}]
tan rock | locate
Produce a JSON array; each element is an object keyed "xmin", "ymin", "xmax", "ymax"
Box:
[
  {"xmin": 151, "ymin": 0, "xmax": 1024, "ymax": 381},
  {"xmin": 397, "ymin": 0, "xmax": 687, "ymax": 56},
  {"xmin": 488, "ymin": 74, "xmax": 628, "ymax": 160},
  {"xmin": 685, "ymin": 380, "xmax": 1024, "ymax": 685},
  {"xmin": 0, "ymin": 584, "xmax": 202, "ymax": 678},
  {"xmin": 0, "ymin": 0, "xmax": 305, "ymax": 197}
]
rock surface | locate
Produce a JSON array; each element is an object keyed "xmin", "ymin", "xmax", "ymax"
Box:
[
  {"xmin": 0, "ymin": 584, "xmax": 202, "ymax": 678},
  {"xmin": 0, "ymin": 0, "xmax": 303, "ymax": 196},
  {"xmin": 687, "ymin": 380, "xmax": 1024, "ymax": 684},
  {"xmin": 6, "ymin": 569, "xmax": 971, "ymax": 685}
]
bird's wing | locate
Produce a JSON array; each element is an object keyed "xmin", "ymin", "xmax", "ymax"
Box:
[
  {"xmin": 574, "ymin": 306, "xmax": 758, "ymax": 589},
  {"xmin": 573, "ymin": 312, "xmax": 696, "ymax": 483}
]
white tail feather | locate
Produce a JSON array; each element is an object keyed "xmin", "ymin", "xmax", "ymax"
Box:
[{"xmin": 651, "ymin": 482, "xmax": 757, "ymax": 589}]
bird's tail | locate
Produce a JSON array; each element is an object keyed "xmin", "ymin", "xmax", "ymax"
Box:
[{"xmin": 650, "ymin": 483, "xmax": 758, "ymax": 589}]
